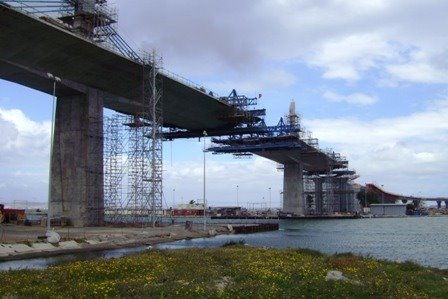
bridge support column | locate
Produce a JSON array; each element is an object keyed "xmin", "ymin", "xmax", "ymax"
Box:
[
  {"xmin": 445, "ymin": 201, "xmax": 448, "ymax": 208},
  {"xmin": 437, "ymin": 201, "xmax": 442, "ymax": 209},
  {"xmin": 50, "ymin": 90, "xmax": 104, "ymax": 227},
  {"xmin": 313, "ymin": 178, "xmax": 323, "ymax": 215},
  {"xmin": 282, "ymin": 163, "xmax": 304, "ymax": 215}
]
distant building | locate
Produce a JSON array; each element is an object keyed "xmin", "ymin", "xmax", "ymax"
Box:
[
  {"xmin": 370, "ymin": 204, "xmax": 407, "ymax": 217},
  {"xmin": 172, "ymin": 203, "xmax": 205, "ymax": 217},
  {"xmin": 0, "ymin": 204, "xmax": 26, "ymax": 223},
  {"xmin": 211, "ymin": 207, "xmax": 243, "ymax": 217}
]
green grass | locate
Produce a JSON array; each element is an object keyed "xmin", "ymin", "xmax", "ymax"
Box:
[{"xmin": 0, "ymin": 246, "xmax": 447, "ymax": 298}]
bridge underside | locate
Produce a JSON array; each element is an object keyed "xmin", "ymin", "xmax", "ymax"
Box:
[
  {"xmin": 0, "ymin": 4, "xmax": 238, "ymax": 131},
  {"xmin": 209, "ymin": 136, "xmax": 347, "ymax": 216},
  {"xmin": 1, "ymin": 4, "xmax": 250, "ymax": 226}
]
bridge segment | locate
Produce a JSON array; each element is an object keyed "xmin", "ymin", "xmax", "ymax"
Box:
[
  {"xmin": 0, "ymin": 3, "xmax": 250, "ymax": 226},
  {"xmin": 166, "ymin": 99, "xmax": 352, "ymax": 216},
  {"xmin": 1, "ymin": 2, "xmax": 356, "ymax": 223},
  {"xmin": 366, "ymin": 184, "xmax": 448, "ymax": 208}
]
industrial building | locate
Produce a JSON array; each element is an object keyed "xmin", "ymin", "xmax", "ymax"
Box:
[{"xmin": 370, "ymin": 204, "xmax": 407, "ymax": 217}]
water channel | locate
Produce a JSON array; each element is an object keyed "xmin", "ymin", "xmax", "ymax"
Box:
[{"xmin": 1, "ymin": 217, "xmax": 447, "ymax": 271}]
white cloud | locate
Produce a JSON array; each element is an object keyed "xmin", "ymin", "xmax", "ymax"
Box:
[
  {"xmin": 207, "ymin": 69, "xmax": 297, "ymax": 96},
  {"xmin": 304, "ymin": 98, "xmax": 448, "ymax": 196},
  {"xmin": 308, "ymin": 34, "xmax": 399, "ymax": 81},
  {"xmin": 323, "ymin": 91, "xmax": 377, "ymax": 105},
  {"xmin": 164, "ymin": 157, "xmax": 282, "ymax": 208},
  {"xmin": 0, "ymin": 108, "xmax": 50, "ymax": 202},
  {"xmin": 115, "ymin": 0, "xmax": 448, "ymax": 85},
  {"xmin": 387, "ymin": 62, "xmax": 448, "ymax": 84}
]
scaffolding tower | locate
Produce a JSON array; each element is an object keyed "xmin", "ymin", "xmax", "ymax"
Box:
[
  {"xmin": 145, "ymin": 51, "xmax": 164, "ymax": 226},
  {"xmin": 85, "ymin": 112, "xmax": 104, "ymax": 225},
  {"xmin": 103, "ymin": 113, "xmax": 126, "ymax": 223},
  {"xmin": 103, "ymin": 51, "xmax": 163, "ymax": 225}
]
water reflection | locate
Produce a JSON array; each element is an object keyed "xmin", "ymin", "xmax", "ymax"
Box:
[{"xmin": 0, "ymin": 246, "xmax": 148, "ymax": 271}]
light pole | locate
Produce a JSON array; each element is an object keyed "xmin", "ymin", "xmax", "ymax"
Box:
[
  {"xmin": 279, "ymin": 191, "xmax": 283, "ymax": 210},
  {"xmin": 381, "ymin": 184, "xmax": 384, "ymax": 204},
  {"xmin": 46, "ymin": 72, "xmax": 60, "ymax": 237},
  {"xmin": 236, "ymin": 185, "xmax": 239, "ymax": 207},
  {"xmin": 268, "ymin": 187, "xmax": 272, "ymax": 210},
  {"xmin": 203, "ymin": 130, "xmax": 207, "ymax": 231}
]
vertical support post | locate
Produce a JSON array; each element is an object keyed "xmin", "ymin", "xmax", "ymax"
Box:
[
  {"xmin": 282, "ymin": 163, "xmax": 304, "ymax": 215},
  {"xmin": 145, "ymin": 50, "xmax": 163, "ymax": 227},
  {"xmin": 314, "ymin": 177, "xmax": 323, "ymax": 215},
  {"xmin": 51, "ymin": 90, "xmax": 104, "ymax": 227},
  {"xmin": 203, "ymin": 130, "xmax": 207, "ymax": 231}
]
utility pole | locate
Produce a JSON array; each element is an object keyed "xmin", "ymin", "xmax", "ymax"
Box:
[
  {"xmin": 269, "ymin": 187, "xmax": 272, "ymax": 210},
  {"xmin": 203, "ymin": 130, "xmax": 207, "ymax": 231},
  {"xmin": 46, "ymin": 72, "xmax": 60, "ymax": 237},
  {"xmin": 236, "ymin": 185, "xmax": 239, "ymax": 207}
]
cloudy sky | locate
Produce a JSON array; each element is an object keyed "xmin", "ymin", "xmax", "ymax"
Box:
[{"xmin": 1, "ymin": 0, "xmax": 447, "ymax": 208}]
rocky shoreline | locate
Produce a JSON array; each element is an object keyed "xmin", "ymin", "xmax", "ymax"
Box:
[{"xmin": 0, "ymin": 224, "xmax": 230, "ymax": 261}]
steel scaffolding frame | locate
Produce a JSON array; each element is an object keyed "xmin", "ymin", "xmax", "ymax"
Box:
[
  {"xmin": 103, "ymin": 113, "xmax": 126, "ymax": 223},
  {"xmin": 86, "ymin": 113, "xmax": 104, "ymax": 225},
  {"xmin": 144, "ymin": 51, "xmax": 164, "ymax": 226},
  {"xmin": 103, "ymin": 51, "xmax": 163, "ymax": 225}
]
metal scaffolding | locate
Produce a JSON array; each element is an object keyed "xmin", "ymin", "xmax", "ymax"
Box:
[
  {"xmin": 86, "ymin": 112, "xmax": 104, "ymax": 225},
  {"xmin": 103, "ymin": 51, "xmax": 163, "ymax": 225},
  {"xmin": 144, "ymin": 51, "xmax": 164, "ymax": 226},
  {"xmin": 103, "ymin": 113, "xmax": 126, "ymax": 223}
]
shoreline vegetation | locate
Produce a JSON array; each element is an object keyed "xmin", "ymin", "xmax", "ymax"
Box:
[{"xmin": 1, "ymin": 245, "xmax": 447, "ymax": 298}]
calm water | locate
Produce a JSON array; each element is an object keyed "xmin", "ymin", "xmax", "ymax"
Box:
[
  {"xmin": 156, "ymin": 217, "xmax": 448, "ymax": 269},
  {"xmin": 1, "ymin": 217, "xmax": 447, "ymax": 270}
]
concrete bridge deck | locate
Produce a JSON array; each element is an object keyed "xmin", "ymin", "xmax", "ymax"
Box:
[
  {"xmin": 0, "ymin": 3, "xmax": 354, "ymax": 225},
  {"xmin": 0, "ymin": 3, "xmax": 236, "ymax": 131}
]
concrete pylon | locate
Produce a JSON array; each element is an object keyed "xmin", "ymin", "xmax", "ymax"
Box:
[
  {"xmin": 282, "ymin": 163, "xmax": 304, "ymax": 215},
  {"xmin": 50, "ymin": 90, "xmax": 104, "ymax": 227},
  {"xmin": 336, "ymin": 177, "xmax": 350, "ymax": 212},
  {"xmin": 445, "ymin": 201, "xmax": 448, "ymax": 208},
  {"xmin": 313, "ymin": 177, "xmax": 323, "ymax": 214}
]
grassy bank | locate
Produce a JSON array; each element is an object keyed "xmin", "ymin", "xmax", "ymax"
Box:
[{"xmin": 0, "ymin": 246, "xmax": 447, "ymax": 298}]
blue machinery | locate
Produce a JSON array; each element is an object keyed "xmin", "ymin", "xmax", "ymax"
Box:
[{"xmin": 163, "ymin": 89, "xmax": 306, "ymax": 157}]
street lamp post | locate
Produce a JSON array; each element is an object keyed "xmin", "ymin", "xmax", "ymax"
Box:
[
  {"xmin": 46, "ymin": 72, "xmax": 60, "ymax": 238},
  {"xmin": 236, "ymin": 185, "xmax": 239, "ymax": 207},
  {"xmin": 203, "ymin": 130, "xmax": 207, "ymax": 231},
  {"xmin": 381, "ymin": 184, "xmax": 385, "ymax": 204},
  {"xmin": 268, "ymin": 187, "xmax": 272, "ymax": 211}
]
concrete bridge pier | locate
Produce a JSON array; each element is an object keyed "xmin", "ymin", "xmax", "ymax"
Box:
[
  {"xmin": 445, "ymin": 201, "xmax": 448, "ymax": 208},
  {"xmin": 336, "ymin": 177, "xmax": 350, "ymax": 212},
  {"xmin": 437, "ymin": 201, "xmax": 442, "ymax": 209},
  {"xmin": 313, "ymin": 177, "xmax": 324, "ymax": 214},
  {"xmin": 282, "ymin": 163, "xmax": 304, "ymax": 215},
  {"xmin": 50, "ymin": 90, "xmax": 104, "ymax": 227}
]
